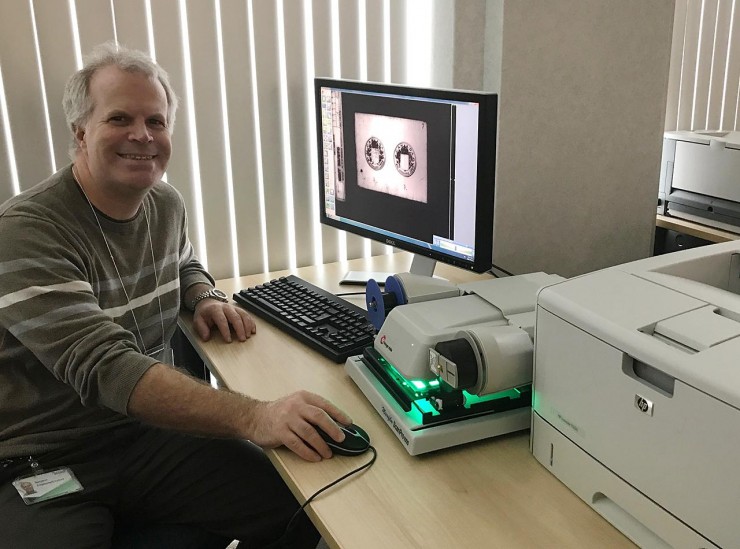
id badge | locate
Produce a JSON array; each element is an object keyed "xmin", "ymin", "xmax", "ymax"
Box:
[
  {"xmin": 13, "ymin": 467, "xmax": 83, "ymax": 505},
  {"xmin": 146, "ymin": 343, "xmax": 174, "ymax": 365}
]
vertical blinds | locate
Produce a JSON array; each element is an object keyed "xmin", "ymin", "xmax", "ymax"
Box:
[
  {"xmin": 0, "ymin": 1, "xmax": 737, "ymax": 281},
  {"xmin": 666, "ymin": 0, "xmax": 740, "ymax": 131}
]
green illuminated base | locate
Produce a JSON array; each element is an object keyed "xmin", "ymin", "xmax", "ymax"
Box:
[
  {"xmin": 361, "ymin": 346, "xmax": 531, "ymax": 428},
  {"xmin": 345, "ymin": 354, "xmax": 531, "ymax": 456}
]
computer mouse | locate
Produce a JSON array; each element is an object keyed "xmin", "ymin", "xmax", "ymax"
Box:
[{"xmin": 316, "ymin": 423, "xmax": 371, "ymax": 456}]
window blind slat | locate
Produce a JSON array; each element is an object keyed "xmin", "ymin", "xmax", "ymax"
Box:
[
  {"xmin": 721, "ymin": 1, "xmax": 740, "ymax": 130},
  {"xmin": 74, "ymin": 0, "xmax": 115, "ymax": 56},
  {"xmin": 252, "ymin": 0, "xmax": 290, "ymax": 273},
  {"xmin": 282, "ymin": 4, "xmax": 315, "ymax": 269},
  {"xmin": 221, "ymin": 0, "xmax": 264, "ymax": 277},
  {"xmin": 338, "ymin": 0, "xmax": 367, "ymax": 261},
  {"xmin": 112, "ymin": 0, "xmax": 150, "ymax": 52},
  {"xmin": 389, "ymin": 0, "xmax": 407, "ymax": 83},
  {"xmin": 32, "ymin": 0, "xmax": 78, "ymax": 171},
  {"xmin": 0, "ymin": 1, "xmax": 54, "ymax": 190},
  {"xmin": 365, "ymin": 0, "xmax": 385, "ymax": 82},
  {"xmin": 311, "ymin": 0, "xmax": 341, "ymax": 266}
]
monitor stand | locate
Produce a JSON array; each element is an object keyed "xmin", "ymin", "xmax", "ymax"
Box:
[
  {"xmin": 408, "ymin": 254, "xmax": 436, "ymax": 277},
  {"xmin": 339, "ymin": 254, "xmax": 437, "ymax": 286}
]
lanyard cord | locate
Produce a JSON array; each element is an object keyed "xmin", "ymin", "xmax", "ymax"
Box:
[{"xmin": 72, "ymin": 166, "xmax": 165, "ymax": 353}]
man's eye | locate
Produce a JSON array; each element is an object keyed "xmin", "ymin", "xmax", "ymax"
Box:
[
  {"xmin": 109, "ymin": 116, "xmax": 127, "ymax": 123},
  {"xmin": 149, "ymin": 119, "xmax": 166, "ymax": 127}
]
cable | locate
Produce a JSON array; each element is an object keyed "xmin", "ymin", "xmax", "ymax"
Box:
[
  {"xmin": 489, "ymin": 263, "xmax": 513, "ymax": 277},
  {"xmin": 335, "ymin": 291, "xmax": 366, "ymax": 297},
  {"xmin": 271, "ymin": 446, "xmax": 378, "ymax": 547}
]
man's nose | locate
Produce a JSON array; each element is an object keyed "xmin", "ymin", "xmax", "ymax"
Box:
[{"xmin": 129, "ymin": 120, "xmax": 154, "ymax": 143}]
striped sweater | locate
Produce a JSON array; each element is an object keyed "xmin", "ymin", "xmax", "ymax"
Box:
[{"xmin": 0, "ymin": 165, "xmax": 214, "ymax": 459}]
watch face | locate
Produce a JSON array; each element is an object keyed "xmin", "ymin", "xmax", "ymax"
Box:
[{"xmin": 213, "ymin": 289, "xmax": 228, "ymax": 299}]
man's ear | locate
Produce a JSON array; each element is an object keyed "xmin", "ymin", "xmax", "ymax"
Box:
[{"xmin": 73, "ymin": 125, "xmax": 85, "ymax": 147}]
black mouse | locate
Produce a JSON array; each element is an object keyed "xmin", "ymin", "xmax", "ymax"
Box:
[{"xmin": 316, "ymin": 423, "xmax": 371, "ymax": 456}]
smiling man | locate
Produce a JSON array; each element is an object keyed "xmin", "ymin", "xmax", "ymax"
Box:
[{"xmin": 0, "ymin": 43, "xmax": 350, "ymax": 548}]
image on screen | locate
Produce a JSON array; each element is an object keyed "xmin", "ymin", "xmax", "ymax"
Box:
[
  {"xmin": 317, "ymin": 78, "xmax": 496, "ymax": 272},
  {"xmin": 354, "ymin": 113, "xmax": 428, "ymax": 203}
]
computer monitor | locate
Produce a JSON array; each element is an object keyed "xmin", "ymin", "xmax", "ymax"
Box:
[{"xmin": 315, "ymin": 78, "xmax": 497, "ymax": 279}]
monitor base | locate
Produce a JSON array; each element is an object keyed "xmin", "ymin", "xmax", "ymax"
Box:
[{"xmin": 339, "ymin": 271, "xmax": 394, "ymax": 286}]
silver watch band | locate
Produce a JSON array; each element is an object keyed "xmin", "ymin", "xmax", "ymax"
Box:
[{"xmin": 189, "ymin": 288, "xmax": 228, "ymax": 311}]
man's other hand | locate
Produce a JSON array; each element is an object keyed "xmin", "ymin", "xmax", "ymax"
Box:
[{"xmin": 193, "ymin": 300, "xmax": 256, "ymax": 342}]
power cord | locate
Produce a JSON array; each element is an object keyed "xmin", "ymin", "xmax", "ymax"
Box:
[
  {"xmin": 334, "ymin": 291, "xmax": 366, "ymax": 297},
  {"xmin": 271, "ymin": 445, "xmax": 378, "ymax": 547}
]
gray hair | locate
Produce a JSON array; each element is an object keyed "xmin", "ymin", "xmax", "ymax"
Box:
[{"xmin": 62, "ymin": 42, "xmax": 179, "ymax": 156}]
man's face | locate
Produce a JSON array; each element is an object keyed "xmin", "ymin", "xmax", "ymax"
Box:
[{"xmin": 76, "ymin": 65, "xmax": 172, "ymax": 199}]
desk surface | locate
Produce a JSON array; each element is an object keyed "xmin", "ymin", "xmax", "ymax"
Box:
[
  {"xmin": 179, "ymin": 253, "xmax": 633, "ymax": 548},
  {"xmin": 656, "ymin": 213, "xmax": 740, "ymax": 243}
]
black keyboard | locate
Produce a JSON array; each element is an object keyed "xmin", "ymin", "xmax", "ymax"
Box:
[{"xmin": 233, "ymin": 275, "xmax": 376, "ymax": 363}]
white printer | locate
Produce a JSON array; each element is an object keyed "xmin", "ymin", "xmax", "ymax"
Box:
[
  {"xmin": 531, "ymin": 240, "xmax": 740, "ymax": 548},
  {"xmin": 658, "ymin": 130, "xmax": 740, "ymax": 232}
]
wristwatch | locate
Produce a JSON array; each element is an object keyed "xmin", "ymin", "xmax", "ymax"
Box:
[{"xmin": 189, "ymin": 288, "xmax": 229, "ymax": 311}]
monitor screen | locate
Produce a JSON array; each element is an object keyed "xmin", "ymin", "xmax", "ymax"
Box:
[{"xmin": 315, "ymin": 78, "xmax": 497, "ymax": 274}]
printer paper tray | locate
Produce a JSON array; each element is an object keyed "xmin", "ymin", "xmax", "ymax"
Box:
[{"xmin": 531, "ymin": 414, "xmax": 718, "ymax": 548}]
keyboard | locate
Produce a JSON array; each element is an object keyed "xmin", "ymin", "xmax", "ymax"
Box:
[{"xmin": 233, "ymin": 275, "xmax": 376, "ymax": 363}]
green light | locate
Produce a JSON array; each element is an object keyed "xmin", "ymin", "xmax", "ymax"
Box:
[
  {"xmin": 415, "ymin": 398, "xmax": 439, "ymax": 415},
  {"xmin": 464, "ymin": 387, "xmax": 522, "ymax": 405},
  {"xmin": 378, "ymin": 355, "xmax": 438, "ymax": 397},
  {"xmin": 375, "ymin": 352, "xmax": 530, "ymax": 424}
]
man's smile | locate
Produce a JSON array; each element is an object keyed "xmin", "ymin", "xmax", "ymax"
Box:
[{"xmin": 119, "ymin": 153, "xmax": 156, "ymax": 160}]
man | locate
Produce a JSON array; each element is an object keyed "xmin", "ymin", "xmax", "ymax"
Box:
[{"xmin": 0, "ymin": 42, "xmax": 350, "ymax": 548}]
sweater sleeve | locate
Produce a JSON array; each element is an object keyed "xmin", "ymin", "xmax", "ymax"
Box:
[{"xmin": 0, "ymin": 213, "xmax": 158, "ymax": 415}]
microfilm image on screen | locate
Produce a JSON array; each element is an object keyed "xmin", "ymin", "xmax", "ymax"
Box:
[
  {"xmin": 316, "ymin": 78, "xmax": 497, "ymax": 273},
  {"xmin": 333, "ymin": 89, "xmax": 454, "ymax": 244},
  {"xmin": 354, "ymin": 113, "xmax": 428, "ymax": 203}
]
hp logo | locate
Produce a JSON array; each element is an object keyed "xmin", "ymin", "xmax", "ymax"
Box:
[{"xmin": 634, "ymin": 394, "xmax": 653, "ymax": 416}]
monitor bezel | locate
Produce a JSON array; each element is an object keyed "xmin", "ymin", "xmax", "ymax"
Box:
[{"xmin": 314, "ymin": 77, "xmax": 497, "ymax": 274}]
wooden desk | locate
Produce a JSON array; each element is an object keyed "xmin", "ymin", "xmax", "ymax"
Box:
[
  {"xmin": 656, "ymin": 214, "xmax": 740, "ymax": 243},
  {"xmin": 179, "ymin": 253, "xmax": 633, "ymax": 548}
]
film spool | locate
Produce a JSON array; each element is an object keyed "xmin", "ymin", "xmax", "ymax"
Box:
[{"xmin": 365, "ymin": 276, "xmax": 407, "ymax": 330}]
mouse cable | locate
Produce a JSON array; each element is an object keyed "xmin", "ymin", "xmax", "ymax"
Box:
[
  {"xmin": 334, "ymin": 290, "xmax": 366, "ymax": 297},
  {"xmin": 489, "ymin": 263, "xmax": 513, "ymax": 277},
  {"xmin": 276, "ymin": 445, "xmax": 378, "ymax": 545}
]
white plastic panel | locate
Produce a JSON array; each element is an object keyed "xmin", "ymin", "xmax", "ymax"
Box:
[
  {"xmin": 672, "ymin": 139, "xmax": 740, "ymax": 203},
  {"xmin": 531, "ymin": 414, "xmax": 719, "ymax": 549}
]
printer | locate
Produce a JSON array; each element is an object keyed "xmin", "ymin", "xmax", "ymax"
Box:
[
  {"xmin": 531, "ymin": 240, "xmax": 740, "ymax": 548},
  {"xmin": 658, "ymin": 130, "xmax": 740, "ymax": 232}
]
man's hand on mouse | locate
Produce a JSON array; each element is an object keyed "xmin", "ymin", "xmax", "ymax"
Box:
[{"xmin": 247, "ymin": 390, "xmax": 351, "ymax": 462}]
